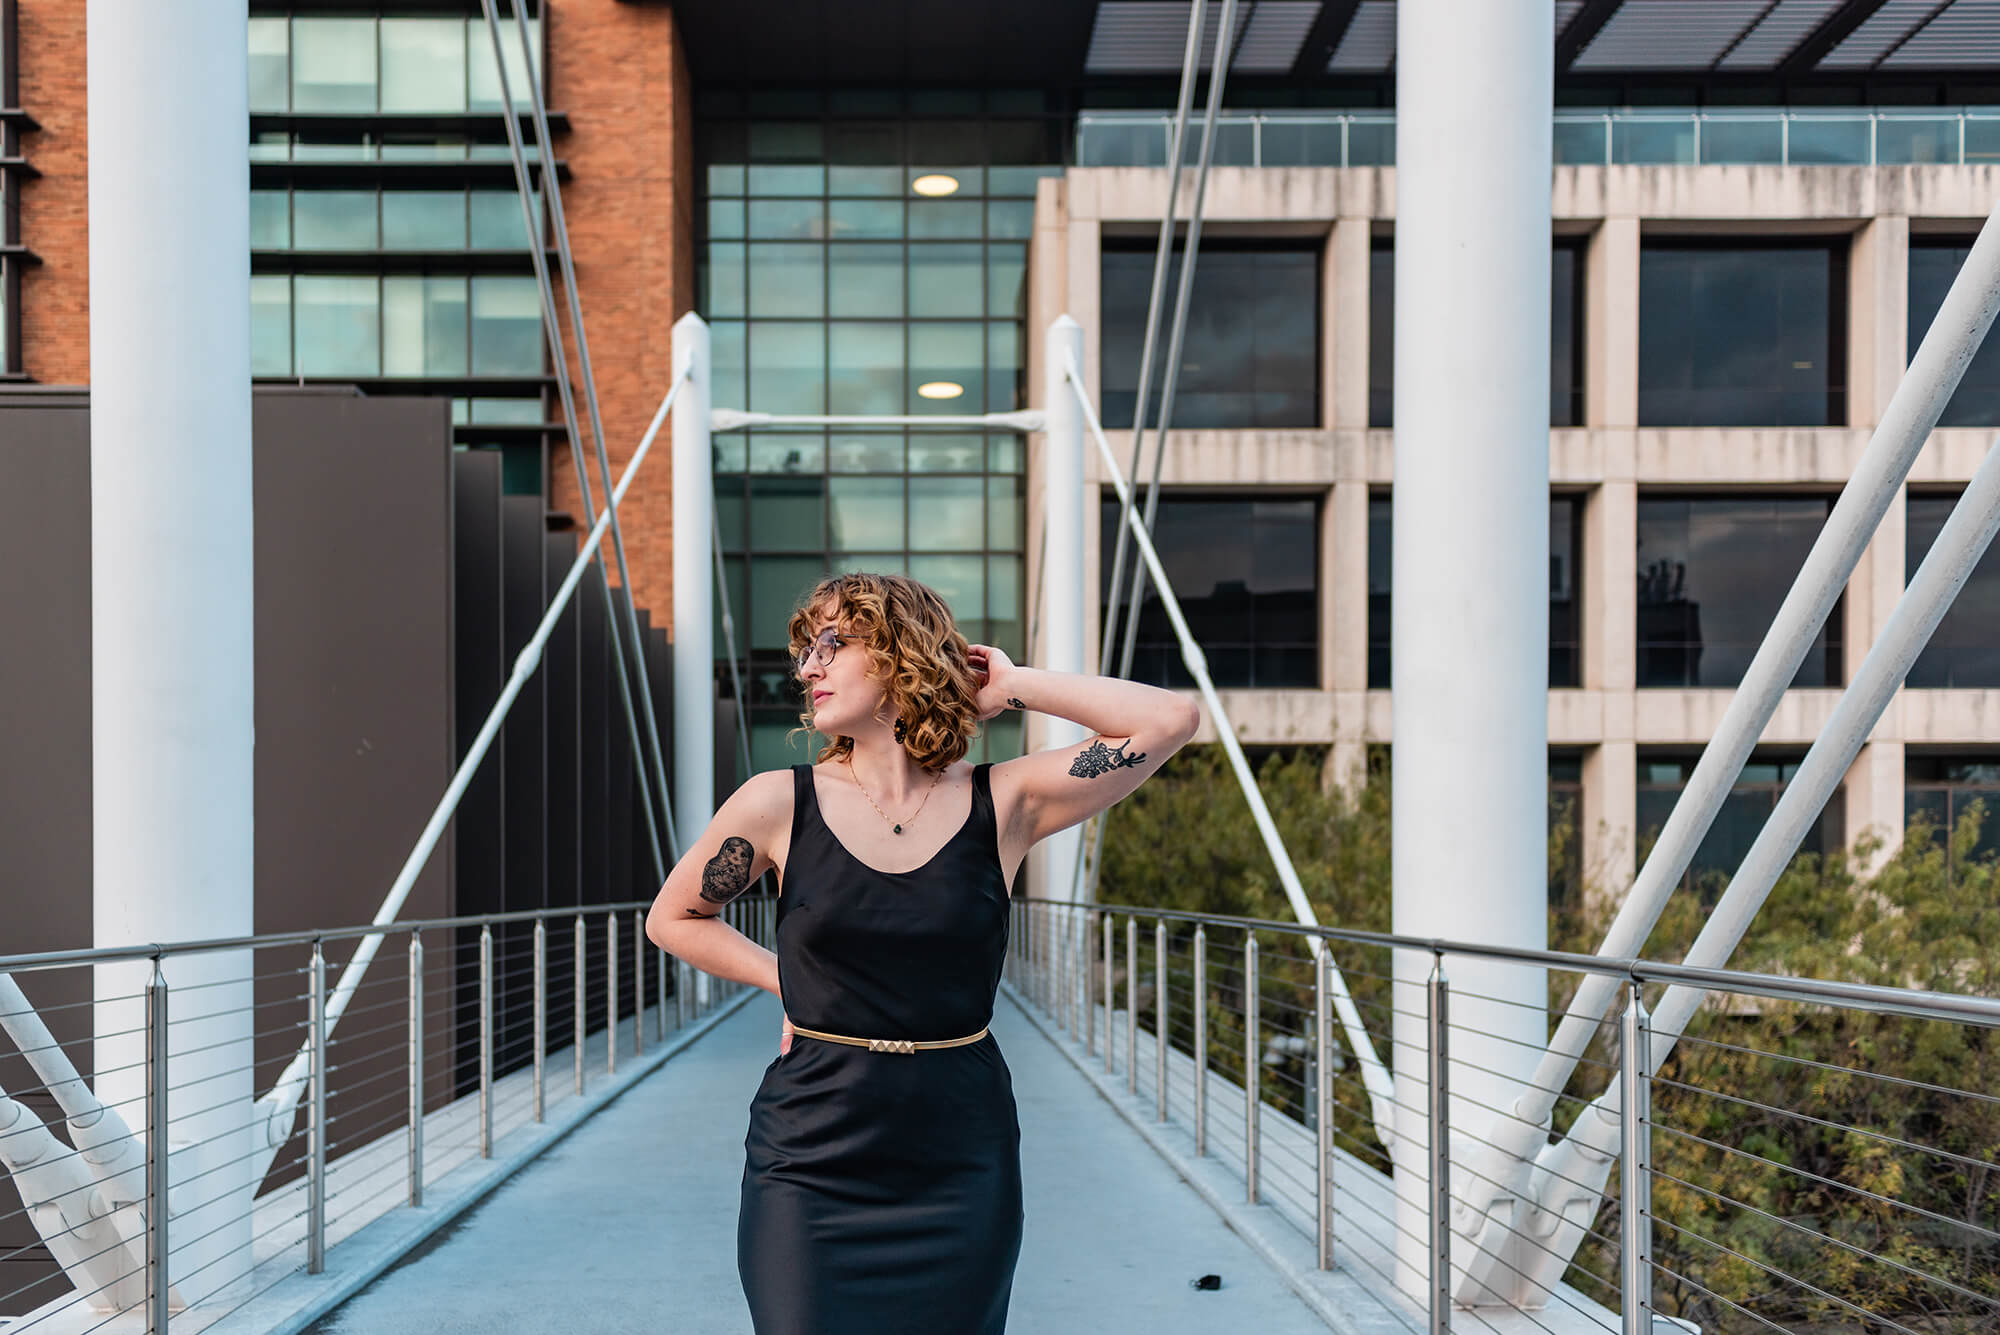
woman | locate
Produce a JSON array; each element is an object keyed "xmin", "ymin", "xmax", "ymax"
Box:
[{"xmin": 646, "ymin": 572, "xmax": 1201, "ymax": 1335}]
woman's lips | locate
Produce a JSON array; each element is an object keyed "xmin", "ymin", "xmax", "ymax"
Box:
[{"xmin": 812, "ymin": 691, "xmax": 831, "ymax": 705}]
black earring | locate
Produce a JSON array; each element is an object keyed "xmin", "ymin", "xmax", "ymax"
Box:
[{"xmin": 894, "ymin": 718, "xmax": 908, "ymax": 744}]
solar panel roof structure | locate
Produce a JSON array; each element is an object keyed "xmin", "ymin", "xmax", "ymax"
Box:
[{"xmin": 676, "ymin": 2, "xmax": 2000, "ymax": 85}]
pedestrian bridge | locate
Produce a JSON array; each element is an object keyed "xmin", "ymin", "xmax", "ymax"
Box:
[{"xmin": 3, "ymin": 898, "xmax": 1995, "ymax": 1335}]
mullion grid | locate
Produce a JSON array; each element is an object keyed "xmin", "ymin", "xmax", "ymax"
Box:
[
  {"xmin": 706, "ymin": 107, "xmax": 1038, "ymax": 768},
  {"xmin": 253, "ymin": 6, "xmax": 545, "ymax": 118}
]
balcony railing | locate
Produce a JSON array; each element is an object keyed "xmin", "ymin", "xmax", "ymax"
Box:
[{"xmin": 1077, "ymin": 107, "xmax": 2000, "ymax": 170}]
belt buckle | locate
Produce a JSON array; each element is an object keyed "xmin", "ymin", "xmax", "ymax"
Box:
[{"xmin": 868, "ymin": 1038, "xmax": 916, "ymax": 1054}]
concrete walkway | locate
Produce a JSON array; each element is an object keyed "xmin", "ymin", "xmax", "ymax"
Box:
[{"xmin": 303, "ymin": 990, "xmax": 1328, "ymax": 1334}]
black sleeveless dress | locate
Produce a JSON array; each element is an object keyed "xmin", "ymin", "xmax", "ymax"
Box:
[{"xmin": 738, "ymin": 762, "xmax": 1023, "ymax": 1335}]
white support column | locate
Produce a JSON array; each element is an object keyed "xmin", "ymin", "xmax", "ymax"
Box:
[
  {"xmin": 1392, "ymin": 0, "xmax": 1552, "ymax": 1305},
  {"xmin": 1039, "ymin": 317, "xmax": 1088, "ymax": 904},
  {"xmin": 672, "ymin": 314, "xmax": 714, "ymax": 1004},
  {"xmin": 89, "ymin": 0, "xmax": 254, "ymax": 1303}
]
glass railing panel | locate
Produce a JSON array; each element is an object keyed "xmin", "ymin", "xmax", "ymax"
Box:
[
  {"xmin": 1553, "ymin": 116, "xmax": 1608, "ymax": 166},
  {"xmin": 1347, "ymin": 116, "xmax": 1394, "ymax": 166},
  {"xmin": 1786, "ymin": 114, "xmax": 1873, "ymax": 165},
  {"xmin": 1965, "ymin": 115, "xmax": 2000, "ymax": 164},
  {"xmin": 1077, "ymin": 116, "xmax": 1170, "ymax": 168},
  {"xmin": 1876, "ymin": 114, "xmax": 1960, "ymax": 165},
  {"xmin": 1179, "ymin": 117, "xmax": 1258, "ymax": 167},
  {"xmin": 1701, "ymin": 116, "xmax": 1786, "ymax": 165},
  {"xmin": 1613, "ymin": 115, "xmax": 1697, "ymax": 165},
  {"xmin": 1259, "ymin": 116, "xmax": 1346, "ymax": 167}
]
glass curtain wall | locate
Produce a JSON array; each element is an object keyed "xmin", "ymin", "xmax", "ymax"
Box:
[
  {"xmin": 698, "ymin": 90, "xmax": 1061, "ymax": 771},
  {"xmin": 1098, "ymin": 494, "xmax": 1319, "ymax": 689},
  {"xmin": 1905, "ymin": 756, "xmax": 2000, "ymax": 864},
  {"xmin": 1098, "ymin": 243, "xmax": 1319, "ymax": 429},
  {"xmin": 1906, "ymin": 493, "xmax": 2000, "ymax": 688},
  {"xmin": 1366, "ymin": 237, "xmax": 1586, "ymax": 429},
  {"xmin": 1638, "ymin": 240, "xmax": 1847, "ymax": 427},
  {"xmin": 1638, "ymin": 753, "xmax": 1841, "ymax": 901},
  {"xmin": 249, "ymin": 8, "xmax": 550, "ymax": 495},
  {"xmin": 1366, "ymin": 493, "xmax": 1585, "ymax": 688},
  {"xmin": 1636, "ymin": 495, "xmax": 1842, "ymax": 689},
  {"xmin": 1909, "ymin": 238, "xmax": 2000, "ymax": 426}
]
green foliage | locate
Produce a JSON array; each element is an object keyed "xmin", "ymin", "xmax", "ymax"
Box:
[{"xmin": 1096, "ymin": 747, "xmax": 2000, "ymax": 1334}]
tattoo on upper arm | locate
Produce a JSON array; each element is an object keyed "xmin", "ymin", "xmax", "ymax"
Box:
[
  {"xmin": 1007, "ymin": 697, "xmax": 1027, "ymax": 710},
  {"xmin": 700, "ymin": 836, "xmax": 755, "ymax": 906},
  {"xmin": 1069, "ymin": 738, "xmax": 1147, "ymax": 778}
]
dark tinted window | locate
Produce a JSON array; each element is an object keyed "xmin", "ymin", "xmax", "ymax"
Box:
[
  {"xmin": 1101, "ymin": 245, "xmax": 1318, "ymax": 429},
  {"xmin": 1905, "ymin": 755, "xmax": 2000, "ymax": 864},
  {"xmin": 1636, "ymin": 496, "xmax": 1841, "ymax": 688},
  {"xmin": 1100, "ymin": 495, "xmax": 1318, "ymax": 688},
  {"xmin": 1906, "ymin": 494, "xmax": 2000, "ymax": 687},
  {"xmin": 1638, "ymin": 242, "xmax": 1846, "ymax": 426},
  {"xmin": 1908, "ymin": 240, "xmax": 2000, "ymax": 426},
  {"xmin": 1368, "ymin": 239, "xmax": 1586, "ymax": 429},
  {"xmin": 1638, "ymin": 754, "xmax": 1842, "ymax": 902},
  {"xmin": 1366, "ymin": 494, "xmax": 1584, "ymax": 688}
]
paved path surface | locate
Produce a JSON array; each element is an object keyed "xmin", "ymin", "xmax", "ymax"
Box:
[{"xmin": 305, "ymin": 990, "xmax": 1328, "ymax": 1334}]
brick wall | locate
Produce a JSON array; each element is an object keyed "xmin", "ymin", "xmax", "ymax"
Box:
[
  {"xmin": 17, "ymin": 0, "xmax": 88, "ymax": 385},
  {"xmin": 546, "ymin": 2, "xmax": 697, "ymax": 624}
]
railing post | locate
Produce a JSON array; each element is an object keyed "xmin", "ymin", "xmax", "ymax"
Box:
[
  {"xmin": 1155, "ymin": 919, "xmax": 1169, "ymax": 1122},
  {"xmin": 1193, "ymin": 924, "xmax": 1208, "ymax": 1155},
  {"xmin": 1428, "ymin": 956, "xmax": 1451, "ymax": 1335},
  {"xmin": 633, "ymin": 910, "xmax": 645, "ymax": 1056},
  {"xmin": 532, "ymin": 918, "xmax": 547, "ymax": 1123},
  {"xmin": 1621, "ymin": 982, "xmax": 1654, "ymax": 1335},
  {"xmin": 573, "ymin": 913, "xmax": 586, "ymax": 1094},
  {"xmin": 1067, "ymin": 909, "xmax": 1081, "ymax": 1041},
  {"xmin": 1103, "ymin": 911, "xmax": 1115, "ymax": 1075},
  {"xmin": 1245, "ymin": 932, "xmax": 1260, "ymax": 1202},
  {"xmin": 606, "ymin": 909, "xmax": 618, "ymax": 1075},
  {"xmin": 656, "ymin": 943, "xmax": 668, "ymax": 1043},
  {"xmin": 1126, "ymin": 915, "xmax": 1138, "ymax": 1094},
  {"xmin": 409, "ymin": 929, "xmax": 424, "ymax": 1207},
  {"xmin": 1084, "ymin": 910, "xmax": 1097, "ymax": 1057},
  {"xmin": 308, "ymin": 939, "xmax": 328, "ymax": 1273},
  {"xmin": 1316, "ymin": 942, "xmax": 1335, "ymax": 1270},
  {"xmin": 145, "ymin": 957, "xmax": 169, "ymax": 1335},
  {"xmin": 479, "ymin": 924, "xmax": 494, "ymax": 1157}
]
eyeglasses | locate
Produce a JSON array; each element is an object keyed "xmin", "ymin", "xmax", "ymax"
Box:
[{"xmin": 796, "ymin": 627, "xmax": 848, "ymax": 676}]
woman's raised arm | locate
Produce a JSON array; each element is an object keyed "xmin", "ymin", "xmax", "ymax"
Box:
[{"xmin": 974, "ymin": 646, "xmax": 1202, "ymax": 850}]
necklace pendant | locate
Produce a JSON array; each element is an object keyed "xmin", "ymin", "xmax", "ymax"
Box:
[{"xmin": 893, "ymin": 823, "xmax": 903, "ymax": 835}]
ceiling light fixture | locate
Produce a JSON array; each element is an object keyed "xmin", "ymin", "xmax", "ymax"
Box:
[
  {"xmin": 916, "ymin": 381, "xmax": 965, "ymax": 400},
  {"xmin": 911, "ymin": 174, "xmax": 959, "ymax": 197}
]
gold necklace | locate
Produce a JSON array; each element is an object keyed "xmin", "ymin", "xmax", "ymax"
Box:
[{"xmin": 847, "ymin": 757, "xmax": 943, "ymax": 835}]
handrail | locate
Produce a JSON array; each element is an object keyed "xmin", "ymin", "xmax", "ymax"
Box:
[
  {"xmin": 1014, "ymin": 896, "xmax": 2000, "ymax": 1031},
  {"xmin": 1062, "ymin": 354, "xmax": 1400, "ymax": 1154}
]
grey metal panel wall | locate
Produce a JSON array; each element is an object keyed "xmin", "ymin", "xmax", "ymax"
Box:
[
  {"xmin": 0, "ymin": 391, "xmax": 93, "ymax": 1316},
  {"xmin": 498, "ymin": 495, "xmax": 547, "ymax": 1070},
  {"xmin": 249, "ymin": 388, "xmax": 457, "ymax": 1193},
  {"xmin": 607, "ymin": 589, "xmax": 636, "ymax": 1023},
  {"xmin": 450, "ymin": 449, "xmax": 505, "ymax": 1095},
  {"xmin": 541, "ymin": 527, "xmax": 581, "ymax": 1045},
  {"xmin": 0, "ymin": 387, "xmax": 458, "ymax": 1304},
  {"xmin": 578, "ymin": 572, "xmax": 610, "ymax": 911}
]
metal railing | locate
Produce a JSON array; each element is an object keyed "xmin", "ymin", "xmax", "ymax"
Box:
[
  {"xmin": 1077, "ymin": 107, "xmax": 2000, "ymax": 170},
  {"xmin": 0, "ymin": 899, "xmax": 772, "ymax": 1331},
  {"xmin": 1007, "ymin": 896, "xmax": 2000, "ymax": 1335}
]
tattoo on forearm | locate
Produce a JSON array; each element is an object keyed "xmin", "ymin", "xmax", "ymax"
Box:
[
  {"xmin": 1008, "ymin": 697, "xmax": 1027, "ymax": 710},
  {"xmin": 1069, "ymin": 738, "xmax": 1147, "ymax": 778},
  {"xmin": 700, "ymin": 836, "xmax": 755, "ymax": 906}
]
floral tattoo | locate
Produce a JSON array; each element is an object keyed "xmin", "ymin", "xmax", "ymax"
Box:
[
  {"xmin": 1007, "ymin": 697, "xmax": 1027, "ymax": 710},
  {"xmin": 1068, "ymin": 738, "xmax": 1147, "ymax": 778}
]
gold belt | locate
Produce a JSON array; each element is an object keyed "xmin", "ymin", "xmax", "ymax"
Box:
[{"xmin": 788, "ymin": 1024, "xmax": 989, "ymax": 1055}]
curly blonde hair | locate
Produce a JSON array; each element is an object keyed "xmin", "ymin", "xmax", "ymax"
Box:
[{"xmin": 785, "ymin": 572, "xmax": 981, "ymax": 773}]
